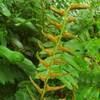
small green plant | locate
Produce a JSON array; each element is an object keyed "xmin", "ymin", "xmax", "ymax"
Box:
[
  {"xmin": 28, "ymin": 0, "xmax": 100, "ymax": 100},
  {"xmin": 0, "ymin": 0, "xmax": 100, "ymax": 100}
]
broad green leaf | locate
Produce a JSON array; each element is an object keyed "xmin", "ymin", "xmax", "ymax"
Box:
[
  {"xmin": 0, "ymin": 59, "xmax": 25, "ymax": 84},
  {"xmin": 0, "ymin": 3, "xmax": 11, "ymax": 17},
  {"xmin": 0, "ymin": 45, "xmax": 36, "ymax": 75}
]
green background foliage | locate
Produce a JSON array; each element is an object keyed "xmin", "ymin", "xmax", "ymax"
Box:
[{"xmin": 0, "ymin": 0, "xmax": 100, "ymax": 100}]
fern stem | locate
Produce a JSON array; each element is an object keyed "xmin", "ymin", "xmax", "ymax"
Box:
[
  {"xmin": 40, "ymin": 77, "xmax": 49, "ymax": 100},
  {"xmin": 40, "ymin": 6, "xmax": 70, "ymax": 100},
  {"xmin": 52, "ymin": 7, "xmax": 70, "ymax": 64}
]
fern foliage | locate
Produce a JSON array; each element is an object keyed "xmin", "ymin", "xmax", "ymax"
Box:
[{"xmin": 0, "ymin": 0, "xmax": 100, "ymax": 100}]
